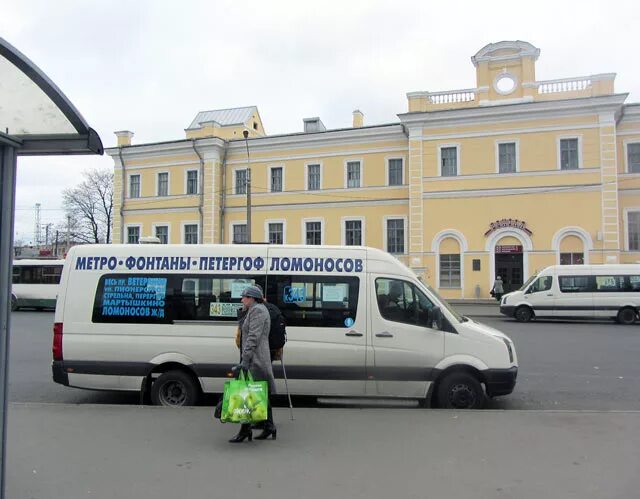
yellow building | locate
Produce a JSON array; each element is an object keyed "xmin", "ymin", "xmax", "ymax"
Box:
[{"xmin": 106, "ymin": 41, "xmax": 640, "ymax": 299}]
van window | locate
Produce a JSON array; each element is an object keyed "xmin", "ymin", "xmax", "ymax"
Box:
[
  {"xmin": 594, "ymin": 275, "xmax": 625, "ymax": 292},
  {"xmin": 559, "ymin": 275, "xmax": 592, "ymax": 293},
  {"xmin": 375, "ymin": 278, "xmax": 435, "ymax": 328},
  {"xmin": 175, "ymin": 275, "xmax": 266, "ymax": 321},
  {"xmin": 92, "ymin": 274, "xmax": 173, "ymax": 324},
  {"xmin": 629, "ymin": 276, "xmax": 640, "ymax": 291},
  {"xmin": 527, "ymin": 276, "xmax": 553, "ymax": 293},
  {"xmin": 12, "ymin": 265, "xmax": 62, "ymax": 284},
  {"xmin": 267, "ymin": 275, "xmax": 359, "ymax": 328}
]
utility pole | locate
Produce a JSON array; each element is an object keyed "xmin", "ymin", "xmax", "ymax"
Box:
[
  {"xmin": 243, "ymin": 130, "xmax": 252, "ymax": 243},
  {"xmin": 34, "ymin": 203, "xmax": 41, "ymax": 247},
  {"xmin": 54, "ymin": 231, "xmax": 59, "ymax": 257},
  {"xmin": 66, "ymin": 215, "xmax": 71, "ymax": 255}
]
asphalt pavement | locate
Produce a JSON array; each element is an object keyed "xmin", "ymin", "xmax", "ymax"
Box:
[{"xmin": 7, "ymin": 403, "xmax": 640, "ymax": 499}]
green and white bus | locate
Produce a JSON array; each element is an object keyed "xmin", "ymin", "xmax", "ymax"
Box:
[{"xmin": 11, "ymin": 259, "xmax": 64, "ymax": 311}]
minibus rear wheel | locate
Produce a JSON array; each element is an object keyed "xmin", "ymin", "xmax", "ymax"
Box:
[
  {"xmin": 514, "ymin": 306, "xmax": 533, "ymax": 323},
  {"xmin": 437, "ymin": 372, "xmax": 485, "ymax": 410},
  {"xmin": 151, "ymin": 370, "xmax": 199, "ymax": 407},
  {"xmin": 616, "ymin": 307, "xmax": 637, "ymax": 325}
]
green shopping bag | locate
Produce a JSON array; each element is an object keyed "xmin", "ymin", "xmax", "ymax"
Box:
[{"xmin": 220, "ymin": 370, "xmax": 269, "ymax": 424}]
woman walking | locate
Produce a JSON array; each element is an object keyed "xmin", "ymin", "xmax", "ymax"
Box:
[
  {"xmin": 229, "ymin": 285, "xmax": 277, "ymax": 443},
  {"xmin": 492, "ymin": 275, "xmax": 505, "ymax": 302}
]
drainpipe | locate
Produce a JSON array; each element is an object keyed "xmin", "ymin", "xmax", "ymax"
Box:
[
  {"xmin": 118, "ymin": 147, "xmax": 126, "ymax": 244},
  {"xmin": 219, "ymin": 142, "xmax": 229, "ymax": 244},
  {"xmin": 191, "ymin": 139, "xmax": 204, "ymax": 244}
]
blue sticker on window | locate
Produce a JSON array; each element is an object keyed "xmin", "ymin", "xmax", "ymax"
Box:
[
  {"xmin": 344, "ymin": 317, "xmax": 355, "ymax": 327},
  {"xmin": 284, "ymin": 286, "xmax": 306, "ymax": 303}
]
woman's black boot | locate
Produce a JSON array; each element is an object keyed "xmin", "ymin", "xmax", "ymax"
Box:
[
  {"xmin": 229, "ymin": 425, "xmax": 253, "ymax": 443},
  {"xmin": 254, "ymin": 423, "xmax": 277, "ymax": 440}
]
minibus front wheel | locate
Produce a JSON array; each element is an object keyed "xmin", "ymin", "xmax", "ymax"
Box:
[
  {"xmin": 151, "ymin": 369, "xmax": 200, "ymax": 407},
  {"xmin": 514, "ymin": 306, "xmax": 534, "ymax": 323},
  {"xmin": 436, "ymin": 371, "xmax": 486, "ymax": 410}
]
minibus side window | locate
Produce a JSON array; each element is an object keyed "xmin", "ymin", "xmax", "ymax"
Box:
[
  {"xmin": 266, "ymin": 275, "xmax": 359, "ymax": 328},
  {"xmin": 629, "ymin": 276, "xmax": 640, "ymax": 291},
  {"xmin": 375, "ymin": 278, "xmax": 436, "ymax": 328},
  {"xmin": 558, "ymin": 275, "xmax": 593, "ymax": 293},
  {"xmin": 174, "ymin": 275, "xmax": 266, "ymax": 321},
  {"xmin": 594, "ymin": 275, "xmax": 625, "ymax": 292}
]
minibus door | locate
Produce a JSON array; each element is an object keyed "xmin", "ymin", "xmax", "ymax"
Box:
[
  {"xmin": 523, "ymin": 275, "xmax": 555, "ymax": 318},
  {"xmin": 369, "ymin": 275, "xmax": 445, "ymax": 398}
]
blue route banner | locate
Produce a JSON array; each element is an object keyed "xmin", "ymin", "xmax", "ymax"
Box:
[{"xmin": 100, "ymin": 276, "xmax": 168, "ymax": 319}]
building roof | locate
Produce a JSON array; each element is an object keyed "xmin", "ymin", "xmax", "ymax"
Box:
[{"xmin": 186, "ymin": 106, "xmax": 257, "ymax": 129}]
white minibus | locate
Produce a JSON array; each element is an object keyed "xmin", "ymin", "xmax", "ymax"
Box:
[
  {"xmin": 12, "ymin": 259, "xmax": 64, "ymax": 311},
  {"xmin": 500, "ymin": 264, "xmax": 640, "ymax": 324},
  {"xmin": 53, "ymin": 244, "xmax": 517, "ymax": 408}
]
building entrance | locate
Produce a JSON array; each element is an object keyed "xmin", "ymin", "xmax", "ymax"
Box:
[{"xmin": 495, "ymin": 245, "xmax": 523, "ymax": 293}]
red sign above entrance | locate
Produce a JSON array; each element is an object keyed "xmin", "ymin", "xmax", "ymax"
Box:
[
  {"xmin": 495, "ymin": 245, "xmax": 523, "ymax": 254},
  {"xmin": 485, "ymin": 219, "xmax": 533, "ymax": 237}
]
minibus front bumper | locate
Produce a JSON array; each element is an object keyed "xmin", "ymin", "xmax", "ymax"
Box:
[
  {"xmin": 499, "ymin": 305, "xmax": 516, "ymax": 317},
  {"xmin": 484, "ymin": 366, "xmax": 518, "ymax": 397}
]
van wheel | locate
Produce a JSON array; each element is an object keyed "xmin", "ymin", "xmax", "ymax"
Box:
[
  {"xmin": 10, "ymin": 295, "xmax": 18, "ymax": 312},
  {"xmin": 437, "ymin": 372, "xmax": 485, "ymax": 409},
  {"xmin": 151, "ymin": 370, "xmax": 199, "ymax": 407},
  {"xmin": 514, "ymin": 306, "xmax": 533, "ymax": 323},
  {"xmin": 617, "ymin": 307, "xmax": 637, "ymax": 325}
]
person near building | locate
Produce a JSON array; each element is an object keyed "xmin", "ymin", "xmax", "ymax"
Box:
[
  {"xmin": 491, "ymin": 276, "xmax": 504, "ymax": 302},
  {"xmin": 229, "ymin": 285, "xmax": 277, "ymax": 443}
]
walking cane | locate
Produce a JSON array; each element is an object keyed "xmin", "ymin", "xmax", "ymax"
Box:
[{"xmin": 280, "ymin": 353, "xmax": 295, "ymax": 420}]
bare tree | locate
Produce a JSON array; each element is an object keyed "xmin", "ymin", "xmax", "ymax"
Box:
[{"xmin": 62, "ymin": 168, "xmax": 114, "ymax": 244}]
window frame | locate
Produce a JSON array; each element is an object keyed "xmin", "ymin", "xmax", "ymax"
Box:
[
  {"xmin": 437, "ymin": 143, "xmax": 460, "ymax": 177},
  {"xmin": 152, "ymin": 223, "xmax": 170, "ymax": 244},
  {"xmin": 624, "ymin": 141, "xmax": 640, "ymax": 174},
  {"xmin": 624, "ymin": 208, "xmax": 640, "ymax": 251},
  {"xmin": 383, "ymin": 216, "xmax": 407, "ymax": 255},
  {"xmin": 185, "ymin": 169, "xmax": 199, "ymax": 195},
  {"xmin": 125, "ymin": 224, "xmax": 142, "ymax": 244},
  {"xmin": 302, "ymin": 217, "xmax": 324, "ymax": 245},
  {"xmin": 305, "ymin": 162, "xmax": 323, "ymax": 191},
  {"xmin": 233, "ymin": 168, "xmax": 248, "ymax": 195},
  {"xmin": 341, "ymin": 216, "xmax": 365, "ymax": 246},
  {"xmin": 230, "ymin": 221, "xmax": 248, "ymax": 244},
  {"xmin": 264, "ymin": 219, "xmax": 286, "ymax": 245},
  {"xmin": 386, "ymin": 157, "xmax": 405, "ymax": 186},
  {"xmin": 156, "ymin": 171, "xmax": 170, "ymax": 197},
  {"xmin": 268, "ymin": 164, "xmax": 285, "ymax": 193},
  {"xmin": 182, "ymin": 222, "xmax": 199, "ymax": 245},
  {"xmin": 495, "ymin": 139, "xmax": 519, "ymax": 174},
  {"xmin": 557, "ymin": 136, "xmax": 582, "ymax": 171},
  {"xmin": 128, "ymin": 173, "xmax": 141, "ymax": 199},
  {"xmin": 558, "ymin": 275, "xmax": 594, "ymax": 293},
  {"xmin": 344, "ymin": 159, "xmax": 363, "ymax": 189},
  {"xmin": 438, "ymin": 253, "xmax": 462, "ymax": 289},
  {"xmin": 374, "ymin": 277, "xmax": 436, "ymax": 329}
]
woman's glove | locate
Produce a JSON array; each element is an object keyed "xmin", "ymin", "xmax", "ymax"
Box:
[{"xmin": 231, "ymin": 362, "xmax": 249, "ymax": 375}]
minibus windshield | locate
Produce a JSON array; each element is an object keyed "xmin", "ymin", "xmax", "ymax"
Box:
[
  {"xmin": 424, "ymin": 284, "xmax": 464, "ymax": 323},
  {"xmin": 519, "ymin": 274, "xmax": 538, "ymax": 291}
]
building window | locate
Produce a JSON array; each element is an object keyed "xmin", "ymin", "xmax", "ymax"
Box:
[
  {"xmin": 127, "ymin": 226, "xmax": 140, "ymax": 244},
  {"xmin": 440, "ymin": 147, "xmax": 458, "ymax": 177},
  {"xmin": 184, "ymin": 224, "xmax": 198, "ymax": 244},
  {"xmin": 346, "ymin": 161, "xmax": 361, "ymax": 188},
  {"xmin": 186, "ymin": 170, "xmax": 198, "ymax": 194},
  {"xmin": 270, "ymin": 167, "xmax": 283, "ymax": 192},
  {"xmin": 345, "ymin": 220, "xmax": 362, "ymax": 246},
  {"xmin": 268, "ymin": 223, "xmax": 284, "ymax": 244},
  {"xmin": 498, "ymin": 142, "xmax": 517, "ymax": 173},
  {"xmin": 388, "ymin": 158, "xmax": 403, "ymax": 186},
  {"xmin": 307, "ymin": 164, "xmax": 321, "ymax": 190},
  {"xmin": 157, "ymin": 172, "xmax": 169, "ymax": 196},
  {"xmin": 305, "ymin": 221, "xmax": 322, "ymax": 245},
  {"xmin": 560, "ymin": 138, "xmax": 579, "ymax": 170},
  {"xmin": 233, "ymin": 224, "xmax": 248, "ymax": 244},
  {"xmin": 560, "ymin": 253, "xmax": 584, "ymax": 265},
  {"xmin": 129, "ymin": 175, "xmax": 140, "ymax": 198},
  {"xmin": 439, "ymin": 254, "xmax": 461, "ymax": 288},
  {"xmin": 235, "ymin": 169, "xmax": 247, "ymax": 195},
  {"xmin": 386, "ymin": 219, "xmax": 405, "ymax": 254},
  {"xmin": 628, "ymin": 143, "xmax": 640, "ymax": 173},
  {"xmin": 629, "ymin": 211, "xmax": 640, "ymax": 251},
  {"xmin": 155, "ymin": 226, "xmax": 169, "ymax": 244}
]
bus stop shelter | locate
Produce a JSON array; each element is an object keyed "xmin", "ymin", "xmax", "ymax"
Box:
[{"xmin": 0, "ymin": 37, "xmax": 103, "ymax": 498}]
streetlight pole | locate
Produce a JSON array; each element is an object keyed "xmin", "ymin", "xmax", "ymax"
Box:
[{"xmin": 243, "ymin": 130, "xmax": 251, "ymax": 243}]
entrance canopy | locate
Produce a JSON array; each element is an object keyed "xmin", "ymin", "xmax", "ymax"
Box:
[{"xmin": 0, "ymin": 37, "xmax": 103, "ymax": 155}]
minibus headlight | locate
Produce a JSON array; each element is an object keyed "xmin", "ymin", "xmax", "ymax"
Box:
[{"xmin": 502, "ymin": 338, "xmax": 514, "ymax": 363}]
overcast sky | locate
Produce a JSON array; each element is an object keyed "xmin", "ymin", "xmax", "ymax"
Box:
[{"xmin": 3, "ymin": 0, "xmax": 640, "ymax": 243}]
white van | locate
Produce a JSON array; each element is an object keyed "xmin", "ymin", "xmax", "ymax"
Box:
[
  {"xmin": 500, "ymin": 264, "xmax": 640, "ymax": 324},
  {"xmin": 12, "ymin": 259, "xmax": 64, "ymax": 311},
  {"xmin": 53, "ymin": 244, "xmax": 517, "ymax": 408}
]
